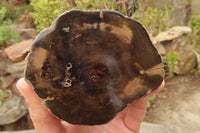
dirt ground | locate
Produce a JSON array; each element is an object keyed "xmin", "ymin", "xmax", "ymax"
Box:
[{"xmin": 144, "ymin": 70, "xmax": 200, "ymax": 133}]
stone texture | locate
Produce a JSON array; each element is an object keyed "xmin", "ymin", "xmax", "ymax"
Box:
[
  {"xmin": 0, "ymin": 50, "xmax": 8, "ymax": 76},
  {"xmin": 19, "ymin": 29, "xmax": 37, "ymax": 40},
  {"xmin": 149, "ymin": 33, "xmax": 157, "ymax": 45},
  {"xmin": 155, "ymin": 26, "xmax": 197, "ymax": 74},
  {"xmin": 4, "ymin": 39, "xmax": 33, "ymax": 62},
  {"xmin": 0, "ymin": 130, "xmax": 35, "ymax": 133},
  {"xmin": 174, "ymin": 45, "xmax": 197, "ymax": 74},
  {"xmin": 10, "ymin": 24, "xmax": 26, "ymax": 33},
  {"xmin": 0, "ymin": 75, "xmax": 16, "ymax": 90},
  {"xmin": 154, "ymin": 43, "xmax": 166, "ymax": 56},
  {"xmin": 155, "ymin": 26, "xmax": 192, "ymax": 42},
  {"xmin": 0, "ymin": 95, "xmax": 27, "ymax": 125},
  {"xmin": 140, "ymin": 122, "xmax": 175, "ymax": 133},
  {"xmin": 24, "ymin": 10, "xmax": 164, "ymax": 125},
  {"xmin": 162, "ymin": 35, "xmax": 197, "ymax": 74},
  {"xmin": 6, "ymin": 60, "xmax": 25, "ymax": 78}
]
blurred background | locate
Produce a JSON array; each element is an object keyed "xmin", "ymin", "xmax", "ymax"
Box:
[{"xmin": 0, "ymin": 0, "xmax": 199, "ymax": 133}]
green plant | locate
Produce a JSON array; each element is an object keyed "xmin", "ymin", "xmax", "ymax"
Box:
[
  {"xmin": 164, "ymin": 52, "xmax": 179, "ymax": 76},
  {"xmin": 0, "ymin": 3, "xmax": 16, "ymax": 21},
  {"xmin": 15, "ymin": 4, "xmax": 35, "ymax": 21},
  {"xmin": 0, "ymin": 7, "xmax": 20, "ymax": 46},
  {"xmin": 0, "ymin": 90, "xmax": 4, "ymax": 106},
  {"xmin": 147, "ymin": 95, "xmax": 155, "ymax": 108},
  {"xmin": 190, "ymin": 13, "xmax": 200, "ymax": 71},
  {"xmin": 0, "ymin": 21, "xmax": 20, "ymax": 45},
  {"xmin": 0, "ymin": 1, "xmax": 34, "ymax": 22},
  {"xmin": 30, "ymin": 0, "xmax": 118, "ymax": 32},
  {"xmin": 0, "ymin": 7, "xmax": 6, "ymax": 21},
  {"xmin": 198, "ymin": 61, "xmax": 200, "ymax": 71},
  {"xmin": 75, "ymin": 0, "xmax": 116, "ymax": 10},
  {"xmin": 133, "ymin": 6, "xmax": 174, "ymax": 36},
  {"xmin": 30, "ymin": 0, "xmax": 71, "ymax": 32},
  {"xmin": 190, "ymin": 13, "xmax": 200, "ymax": 48}
]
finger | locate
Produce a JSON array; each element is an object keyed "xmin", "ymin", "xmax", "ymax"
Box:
[
  {"xmin": 122, "ymin": 81, "xmax": 165, "ymax": 133},
  {"xmin": 16, "ymin": 78, "xmax": 66, "ymax": 133}
]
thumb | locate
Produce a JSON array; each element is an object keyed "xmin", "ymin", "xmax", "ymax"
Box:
[{"xmin": 16, "ymin": 78, "xmax": 66, "ymax": 133}]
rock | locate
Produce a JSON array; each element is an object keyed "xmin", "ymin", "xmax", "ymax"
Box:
[
  {"xmin": 19, "ymin": 28, "xmax": 37, "ymax": 40},
  {"xmin": 155, "ymin": 26, "xmax": 197, "ymax": 74},
  {"xmin": 154, "ymin": 43, "xmax": 166, "ymax": 56},
  {"xmin": 0, "ymin": 50, "xmax": 7, "ymax": 62},
  {"xmin": 7, "ymin": 60, "xmax": 25, "ymax": 78},
  {"xmin": 10, "ymin": 24, "xmax": 26, "ymax": 33},
  {"xmin": 155, "ymin": 26, "xmax": 192, "ymax": 42},
  {"xmin": 0, "ymin": 95, "xmax": 28, "ymax": 125},
  {"xmin": 140, "ymin": 122, "xmax": 175, "ymax": 133},
  {"xmin": 4, "ymin": 39, "xmax": 33, "ymax": 62},
  {"xmin": 0, "ymin": 130, "xmax": 35, "ymax": 133},
  {"xmin": 194, "ymin": 50, "xmax": 200, "ymax": 70},
  {"xmin": 174, "ymin": 45, "xmax": 197, "ymax": 74},
  {"xmin": 18, "ymin": 11, "xmax": 35, "ymax": 29},
  {"xmin": 25, "ymin": 10, "xmax": 164, "ymax": 125},
  {"xmin": 0, "ymin": 75, "xmax": 16, "ymax": 90},
  {"xmin": 0, "ymin": 50, "xmax": 8, "ymax": 76},
  {"xmin": 163, "ymin": 35, "xmax": 197, "ymax": 74},
  {"xmin": 149, "ymin": 33, "xmax": 157, "ymax": 45}
]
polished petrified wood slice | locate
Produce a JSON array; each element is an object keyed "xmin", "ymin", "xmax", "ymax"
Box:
[{"xmin": 25, "ymin": 10, "xmax": 165, "ymax": 125}]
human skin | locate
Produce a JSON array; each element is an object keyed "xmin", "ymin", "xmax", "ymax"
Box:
[{"xmin": 16, "ymin": 78, "xmax": 164, "ymax": 133}]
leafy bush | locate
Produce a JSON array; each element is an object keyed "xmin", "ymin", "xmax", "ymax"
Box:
[
  {"xmin": 30, "ymin": 0, "xmax": 71, "ymax": 32},
  {"xmin": 0, "ymin": 3, "xmax": 16, "ymax": 21},
  {"xmin": 134, "ymin": 6, "xmax": 174, "ymax": 36},
  {"xmin": 0, "ymin": 7, "xmax": 20, "ymax": 46},
  {"xmin": 30, "ymin": 0, "xmax": 117, "ymax": 32},
  {"xmin": 0, "ymin": 1, "xmax": 34, "ymax": 22},
  {"xmin": 190, "ymin": 13, "xmax": 200, "ymax": 48},
  {"xmin": 0, "ymin": 22, "xmax": 20, "ymax": 46},
  {"xmin": 190, "ymin": 13, "xmax": 200, "ymax": 71},
  {"xmin": 75, "ymin": 0, "xmax": 116, "ymax": 10},
  {"xmin": 30, "ymin": 0, "xmax": 175, "ymax": 35},
  {"xmin": 0, "ymin": 7, "xmax": 6, "ymax": 20}
]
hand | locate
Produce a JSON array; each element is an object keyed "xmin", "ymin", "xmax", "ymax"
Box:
[{"xmin": 16, "ymin": 78, "xmax": 164, "ymax": 133}]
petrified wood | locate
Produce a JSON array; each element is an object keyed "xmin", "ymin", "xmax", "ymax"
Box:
[{"xmin": 25, "ymin": 10, "xmax": 164, "ymax": 125}]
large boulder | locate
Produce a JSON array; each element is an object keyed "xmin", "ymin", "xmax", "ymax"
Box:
[
  {"xmin": 155, "ymin": 26, "xmax": 197, "ymax": 74},
  {"xmin": 4, "ymin": 39, "xmax": 33, "ymax": 62},
  {"xmin": 155, "ymin": 26, "xmax": 192, "ymax": 42},
  {"xmin": 0, "ymin": 92, "xmax": 27, "ymax": 125}
]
